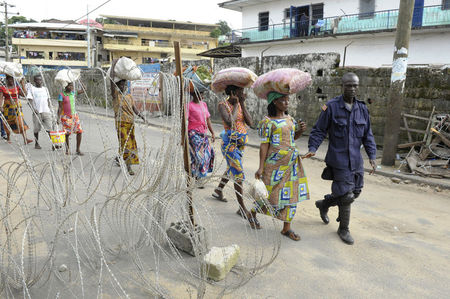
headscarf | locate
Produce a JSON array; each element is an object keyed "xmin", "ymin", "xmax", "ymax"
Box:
[{"xmin": 267, "ymin": 91, "xmax": 287, "ymax": 105}]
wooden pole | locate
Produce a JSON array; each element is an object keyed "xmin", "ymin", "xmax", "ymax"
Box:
[
  {"xmin": 381, "ymin": 0, "xmax": 415, "ymax": 166},
  {"xmin": 173, "ymin": 41, "xmax": 194, "ymax": 226}
]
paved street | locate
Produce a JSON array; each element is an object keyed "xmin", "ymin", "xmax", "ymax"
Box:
[{"xmin": 1, "ymin": 104, "xmax": 449, "ymax": 298}]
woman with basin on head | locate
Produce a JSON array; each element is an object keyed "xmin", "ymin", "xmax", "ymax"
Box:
[
  {"xmin": 110, "ymin": 59, "xmax": 146, "ymax": 176},
  {"xmin": 0, "ymin": 74, "xmax": 33, "ymax": 144},
  {"xmin": 210, "ymin": 67, "xmax": 258, "ymax": 228},
  {"xmin": 251, "ymin": 68, "xmax": 312, "ymax": 240}
]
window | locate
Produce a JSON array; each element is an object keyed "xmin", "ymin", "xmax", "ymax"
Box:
[
  {"xmin": 56, "ymin": 52, "xmax": 85, "ymax": 61},
  {"xmin": 443, "ymin": 0, "xmax": 450, "ymax": 10},
  {"xmin": 142, "ymin": 39, "xmax": 152, "ymax": 46},
  {"xmin": 259, "ymin": 12, "xmax": 269, "ymax": 31},
  {"xmin": 359, "ymin": 0, "xmax": 375, "ymax": 19},
  {"xmin": 311, "ymin": 3, "xmax": 324, "ymax": 25},
  {"xmin": 26, "ymin": 51, "xmax": 45, "ymax": 59},
  {"xmin": 284, "ymin": 8, "xmax": 291, "ymax": 19}
]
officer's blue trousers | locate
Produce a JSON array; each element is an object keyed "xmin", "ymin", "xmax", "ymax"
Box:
[{"xmin": 331, "ymin": 167, "xmax": 364, "ymax": 197}]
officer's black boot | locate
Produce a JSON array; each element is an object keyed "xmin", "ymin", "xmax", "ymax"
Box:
[
  {"xmin": 315, "ymin": 194, "xmax": 336, "ymax": 224},
  {"xmin": 337, "ymin": 205, "xmax": 354, "ymax": 245}
]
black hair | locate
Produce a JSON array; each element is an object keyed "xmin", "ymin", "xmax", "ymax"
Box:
[
  {"xmin": 267, "ymin": 99, "xmax": 289, "ymax": 117},
  {"xmin": 267, "ymin": 102, "xmax": 277, "ymax": 117},
  {"xmin": 225, "ymin": 85, "xmax": 239, "ymax": 96},
  {"xmin": 33, "ymin": 74, "xmax": 42, "ymax": 80}
]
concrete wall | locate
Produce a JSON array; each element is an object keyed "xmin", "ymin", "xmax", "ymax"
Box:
[
  {"xmin": 35, "ymin": 53, "xmax": 450, "ymax": 147},
  {"xmin": 161, "ymin": 53, "xmax": 449, "ymax": 146},
  {"xmin": 241, "ymin": 30, "xmax": 450, "ymax": 67}
]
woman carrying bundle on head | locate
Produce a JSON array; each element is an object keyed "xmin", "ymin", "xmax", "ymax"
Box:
[
  {"xmin": 0, "ymin": 74, "xmax": 33, "ymax": 144},
  {"xmin": 110, "ymin": 57, "xmax": 145, "ymax": 175},
  {"xmin": 210, "ymin": 67, "xmax": 258, "ymax": 228},
  {"xmin": 252, "ymin": 68, "xmax": 312, "ymax": 239}
]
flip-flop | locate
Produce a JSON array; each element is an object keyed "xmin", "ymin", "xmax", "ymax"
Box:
[
  {"xmin": 76, "ymin": 151, "xmax": 85, "ymax": 156},
  {"xmin": 212, "ymin": 192, "xmax": 228, "ymax": 202},
  {"xmin": 281, "ymin": 229, "xmax": 301, "ymax": 241}
]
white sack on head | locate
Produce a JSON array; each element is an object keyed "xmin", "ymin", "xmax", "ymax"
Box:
[
  {"xmin": 55, "ymin": 69, "xmax": 81, "ymax": 88},
  {"xmin": 107, "ymin": 57, "xmax": 142, "ymax": 82},
  {"xmin": 211, "ymin": 67, "xmax": 257, "ymax": 93},
  {"xmin": 252, "ymin": 68, "xmax": 312, "ymax": 99},
  {"xmin": 0, "ymin": 61, "xmax": 24, "ymax": 78}
]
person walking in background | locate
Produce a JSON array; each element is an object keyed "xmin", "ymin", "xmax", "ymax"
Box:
[
  {"xmin": 187, "ymin": 89, "xmax": 215, "ymax": 184},
  {"xmin": 110, "ymin": 59, "xmax": 145, "ymax": 175},
  {"xmin": 57, "ymin": 82, "xmax": 85, "ymax": 155},
  {"xmin": 304, "ymin": 72, "xmax": 377, "ymax": 245},
  {"xmin": 27, "ymin": 74, "xmax": 54, "ymax": 149},
  {"xmin": 0, "ymin": 75, "xmax": 33, "ymax": 144}
]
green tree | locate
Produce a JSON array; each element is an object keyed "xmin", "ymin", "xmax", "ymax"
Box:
[
  {"xmin": 210, "ymin": 20, "xmax": 231, "ymax": 38},
  {"xmin": 217, "ymin": 20, "xmax": 231, "ymax": 35}
]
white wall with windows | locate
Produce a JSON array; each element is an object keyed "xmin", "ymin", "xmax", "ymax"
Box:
[
  {"xmin": 240, "ymin": 0, "xmax": 445, "ymax": 28},
  {"xmin": 240, "ymin": 30, "xmax": 450, "ymax": 68}
]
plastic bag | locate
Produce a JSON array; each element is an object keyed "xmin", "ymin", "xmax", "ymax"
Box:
[
  {"xmin": 252, "ymin": 68, "xmax": 311, "ymax": 99},
  {"xmin": 0, "ymin": 61, "xmax": 24, "ymax": 78},
  {"xmin": 107, "ymin": 57, "xmax": 142, "ymax": 82},
  {"xmin": 183, "ymin": 65, "xmax": 210, "ymax": 93},
  {"xmin": 55, "ymin": 69, "xmax": 81, "ymax": 88},
  {"xmin": 250, "ymin": 179, "xmax": 269, "ymax": 201},
  {"xmin": 211, "ymin": 67, "xmax": 257, "ymax": 93}
]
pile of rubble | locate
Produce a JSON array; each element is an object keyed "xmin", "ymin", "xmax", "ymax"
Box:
[{"xmin": 402, "ymin": 113, "xmax": 450, "ymax": 178}]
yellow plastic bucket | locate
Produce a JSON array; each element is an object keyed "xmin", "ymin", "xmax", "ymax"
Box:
[{"xmin": 50, "ymin": 130, "xmax": 66, "ymax": 145}]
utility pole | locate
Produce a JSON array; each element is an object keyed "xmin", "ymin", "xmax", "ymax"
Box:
[
  {"xmin": 381, "ymin": 0, "xmax": 415, "ymax": 166},
  {"xmin": 86, "ymin": 5, "xmax": 91, "ymax": 68},
  {"xmin": 0, "ymin": 1, "xmax": 16, "ymax": 62}
]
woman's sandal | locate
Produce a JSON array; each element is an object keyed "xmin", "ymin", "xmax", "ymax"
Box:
[
  {"xmin": 248, "ymin": 217, "xmax": 262, "ymax": 230},
  {"xmin": 281, "ymin": 230, "xmax": 301, "ymax": 241},
  {"xmin": 211, "ymin": 190, "xmax": 228, "ymax": 202}
]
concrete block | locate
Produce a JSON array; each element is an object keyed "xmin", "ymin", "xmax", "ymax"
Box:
[
  {"xmin": 204, "ymin": 244, "xmax": 240, "ymax": 281},
  {"xmin": 166, "ymin": 221, "xmax": 208, "ymax": 257}
]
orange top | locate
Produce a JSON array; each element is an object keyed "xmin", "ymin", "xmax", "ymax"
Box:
[{"xmin": 219, "ymin": 98, "xmax": 247, "ymax": 134}]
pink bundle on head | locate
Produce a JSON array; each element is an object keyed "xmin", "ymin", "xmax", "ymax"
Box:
[
  {"xmin": 252, "ymin": 68, "xmax": 312, "ymax": 99},
  {"xmin": 211, "ymin": 67, "xmax": 258, "ymax": 93}
]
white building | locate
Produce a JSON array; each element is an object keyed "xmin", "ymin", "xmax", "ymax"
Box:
[{"xmin": 219, "ymin": 0, "xmax": 450, "ymax": 67}]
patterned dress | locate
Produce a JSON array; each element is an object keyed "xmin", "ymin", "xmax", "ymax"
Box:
[
  {"xmin": 113, "ymin": 92, "xmax": 139, "ymax": 165},
  {"xmin": 255, "ymin": 116, "xmax": 309, "ymax": 222},
  {"xmin": 219, "ymin": 100, "xmax": 248, "ymax": 181},
  {"xmin": 187, "ymin": 101, "xmax": 214, "ymax": 179},
  {"xmin": 58, "ymin": 91, "xmax": 83, "ymax": 134},
  {"xmin": 1, "ymin": 85, "xmax": 29, "ymax": 134}
]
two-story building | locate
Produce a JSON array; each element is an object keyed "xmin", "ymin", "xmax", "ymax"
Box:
[
  {"xmin": 10, "ymin": 22, "xmax": 107, "ymax": 70},
  {"xmin": 219, "ymin": 0, "xmax": 450, "ymax": 67},
  {"xmin": 100, "ymin": 15, "xmax": 219, "ymax": 64}
]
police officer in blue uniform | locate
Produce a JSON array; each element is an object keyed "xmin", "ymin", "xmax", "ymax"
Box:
[{"xmin": 304, "ymin": 72, "xmax": 377, "ymax": 245}]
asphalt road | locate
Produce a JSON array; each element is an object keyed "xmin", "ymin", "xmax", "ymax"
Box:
[{"xmin": 1, "ymin": 105, "xmax": 449, "ymax": 298}]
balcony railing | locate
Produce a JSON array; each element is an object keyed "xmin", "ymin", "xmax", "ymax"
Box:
[
  {"xmin": 105, "ymin": 40, "xmax": 209, "ymax": 50},
  {"xmin": 232, "ymin": 5, "xmax": 450, "ymax": 44}
]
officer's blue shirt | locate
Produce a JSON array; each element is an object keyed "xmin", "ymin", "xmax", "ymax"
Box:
[{"xmin": 308, "ymin": 95, "xmax": 377, "ymax": 171}]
